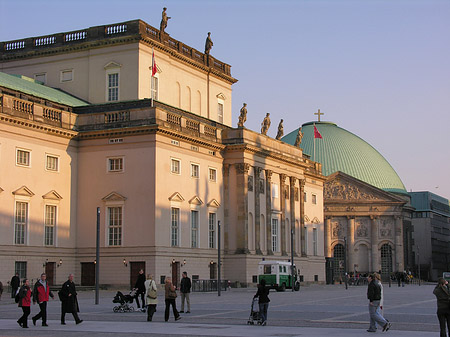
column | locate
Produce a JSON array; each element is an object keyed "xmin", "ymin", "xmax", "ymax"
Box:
[
  {"xmin": 223, "ymin": 164, "xmax": 230, "ymax": 253},
  {"xmin": 234, "ymin": 163, "xmax": 250, "ymax": 254},
  {"xmin": 280, "ymin": 173, "xmax": 287, "ymax": 256},
  {"xmin": 254, "ymin": 167, "xmax": 262, "ymax": 255},
  {"xmin": 347, "ymin": 216, "xmax": 355, "ymax": 274},
  {"xmin": 394, "ymin": 216, "xmax": 404, "ymax": 271},
  {"xmin": 289, "ymin": 176, "xmax": 297, "ymax": 256},
  {"xmin": 265, "ymin": 169, "xmax": 273, "ymax": 255},
  {"xmin": 299, "ymin": 179, "xmax": 306, "ymax": 256},
  {"xmin": 325, "ymin": 217, "xmax": 332, "ymax": 257},
  {"xmin": 370, "ymin": 216, "xmax": 379, "ymax": 273}
]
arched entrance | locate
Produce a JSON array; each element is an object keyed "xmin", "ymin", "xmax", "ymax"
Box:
[
  {"xmin": 333, "ymin": 243, "xmax": 345, "ymax": 281},
  {"xmin": 380, "ymin": 243, "xmax": 393, "ymax": 281}
]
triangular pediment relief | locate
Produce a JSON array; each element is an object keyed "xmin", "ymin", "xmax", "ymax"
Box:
[
  {"xmin": 42, "ymin": 190, "xmax": 63, "ymax": 200},
  {"xmin": 12, "ymin": 186, "xmax": 34, "ymax": 197},
  {"xmin": 104, "ymin": 61, "xmax": 122, "ymax": 70},
  {"xmin": 216, "ymin": 93, "xmax": 226, "ymax": 100},
  {"xmin": 311, "ymin": 217, "xmax": 321, "ymax": 224},
  {"xmin": 207, "ymin": 199, "xmax": 221, "ymax": 208},
  {"xmin": 324, "ymin": 172, "xmax": 405, "ymax": 203},
  {"xmin": 169, "ymin": 192, "xmax": 185, "ymax": 202},
  {"xmin": 303, "ymin": 215, "xmax": 310, "ymax": 223},
  {"xmin": 102, "ymin": 191, "xmax": 127, "ymax": 202},
  {"xmin": 189, "ymin": 196, "xmax": 204, "ymax": 205},
  {"xmin": 0, "ymin": 187, "xmax": 3, "ymax": 193}
]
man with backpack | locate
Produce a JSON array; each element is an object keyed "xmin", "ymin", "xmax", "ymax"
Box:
[{"xmin": 32, "ymin": 273, "xmax": 54, "ymax": 326}]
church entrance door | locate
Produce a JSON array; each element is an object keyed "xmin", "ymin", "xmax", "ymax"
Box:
[{"xmin": 381, "ymin": 244, "xmax": 393, "ymax": 281}]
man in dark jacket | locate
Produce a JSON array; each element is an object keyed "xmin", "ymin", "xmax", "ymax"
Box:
[
  {"xmin": 11, "ymin": 273, "xmax": 20, "ymax": 298},
  {"xmin": 32, "ymin": 273, "xmax": 54, "ymax": 326},
  {"xmin": 254, "ymin": 278, "xmax": 270, "ymax": 326},
  {"xmin": 180, "ymin": 272, "xmax": 191, "ymax": 313},
  {"xmin": 433, "ymin": 277, "xmax": 450, "ymax": 337},
  {"xmin": 60, "ymin": 274, "xmax": 82, "ymax": 325},
  {"xmin": 134, "ymin": 269, "xmax": 146, "ymax": 310},
  {"xmin": 367, "ymin": 274, "xmax": 390, "ymax": 332}
]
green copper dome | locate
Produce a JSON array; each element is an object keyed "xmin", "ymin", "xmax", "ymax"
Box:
[{"xmin": 282, "ymin": 121, "xmax": 407, "ymax": 195}]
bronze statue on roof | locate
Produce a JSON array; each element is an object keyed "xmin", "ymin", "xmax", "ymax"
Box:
[
  {"xmin": 205, "ymin": 32, "xmax": 213, "ymax": 55},
  {"xmin": 294, "ymin": 127, "xmax": 303, "ymax": 147},
  {"xmin": 276, "ymin": 119, "xmax": 284, "ymax": 140},
  {"xmin": 261, "ymin": 113, "xmax": 271, "ymax": 135},
  {"xmin": 160, "ymin": 7, "xmax": 171, "ymax": 36},
  {"xmin": 237, "ymin": 103, "xmax": 247, "ymax": 128}
]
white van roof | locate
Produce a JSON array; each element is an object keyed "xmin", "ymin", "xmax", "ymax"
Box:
[{"xmin": 258, "ymin": 260, "xmax": 294, "ymax": 266}]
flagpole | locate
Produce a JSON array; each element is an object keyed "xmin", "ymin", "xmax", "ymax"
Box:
[
  {"xmin": 313, "ymin": 123, "xmax": 316, "ymax": 162},
  {"xmin": 151, "ymin": 47, "xmax": 154, "ymax": 108}
]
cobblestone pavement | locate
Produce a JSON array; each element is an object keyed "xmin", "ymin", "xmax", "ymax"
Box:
[{"xmin": 0, "ymin": 283, "xmax": 440, "ymax": 336}]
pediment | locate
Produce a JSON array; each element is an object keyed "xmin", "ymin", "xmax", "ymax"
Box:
[
  {"xmin": 188, "ymin": 196, "xmax": 204, "ymax": 205},
  {"xmin": 207, "ymin": 199, "xmax": 221, "ymax": 208},
  {"xmin": 303, "ymin": 215, "xmax": 310, "ymax": 223},
  {"xmin": 102, "ymin": 191, "xmax": 127, "ymax": 202},
  {"xmin": 104, "ymin": 61, "xmax": 122, "ymax": 70},
  {"xmin": 0, "ymin": 187, "xmax": 3, "ymax": 193},
  {"xmin": 12, "ymin": 186, "xmax": 34, "ymax": 197},
  {"xmin": 42, "ymin": 190, "xmax": 63, "ymax": 200},
  {"xmin": 216, "ymin": 93, "xmax": 226, "ymax": 100},
  {"xmin": 324, "ymin": 172, "xmax": 405, "ymax": 203},
  {"xmin": 169, "ymin": 192, "xmax": 184, "ymax": 202},
  {"xmin": 311, "ymin": 217, "xmax": 321, "ymax": 224}
]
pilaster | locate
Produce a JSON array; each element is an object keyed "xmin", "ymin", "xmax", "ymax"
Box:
[
  {"xmin": 234, "ymin": 163, "xmax": 250, "ymax": 254},
  {"xmin": 265, "ymin": 169, "xmax": 273, "ymax": 255}
]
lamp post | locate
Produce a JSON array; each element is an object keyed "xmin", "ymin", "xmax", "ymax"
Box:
[
  {"xmin": 344, "ymin": 237, "xmax": 348, "ymax": 290},
  {"xmin": 95, "ymin": 207, "xmax": 100, "ymax": 305},
  {"xmin": 291, "ymin": 228, "xmax": 295, "ymax": 292},
  {"xmin": 417, "ymin": 246, "xmax": 421, "ymax": 286},
  {"xmin": 218, "ymin": 220, "xmax": 221, "ymax": 297}
]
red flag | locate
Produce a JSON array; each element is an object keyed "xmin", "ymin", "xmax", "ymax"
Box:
[
  {"xmin": 151, "ymin": 49, "xmax": 157, "ymax": 77},
  {"xmin": 314, "ymin": 125, "xmax": 322, "ymax": 139}
]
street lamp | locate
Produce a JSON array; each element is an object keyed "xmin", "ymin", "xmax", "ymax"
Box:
[{"xmin": 417, "ymin": 246, "xmax": 421, "ymax": 286}]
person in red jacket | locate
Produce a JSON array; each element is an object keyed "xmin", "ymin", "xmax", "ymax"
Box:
[
  {"xmin": 17, "ymin": 279, "xmax": 32, "ymax": 328},
  {"xmin": 32, "ymin": 273, "xmax": 54, "ymax": 326}
]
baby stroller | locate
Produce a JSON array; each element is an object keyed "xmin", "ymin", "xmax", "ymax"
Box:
[
  {"xmin": 112, "ymin": 289, "xmax": 136, "ymax": 312},
  {"xmin": 247, "ymin": 297, "xmax": 263, "ymax": 325}
]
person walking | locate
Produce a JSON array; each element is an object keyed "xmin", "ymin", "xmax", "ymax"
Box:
[
  {"xmin": 0, "ymin": 281, "xmax": 3, "ymax": 301},
  {"xmin": 374, "ymin": 273, "xmax": 384, "ymax": 315},
  {"xmin": 11, "ymin": 273, "xmax": 20, "ymax": 298},
  {"xmin": 134, "ymin": 269, "xmax": 146, "ymax": 311},
  {"xmin": 366, "ymin": 274, "xmax": 391, "ymax": 333},
  {"xmin": 179, "ymin": 272, "xmax": 191, "ymax": 313},
  {"xmin": 254, "ymin": 278, "xmax": 270, "ymax": 326},
  {"xmin": 144, "ymin": 274, "xmax": 158, "ymax": 321},
  {"xmin": 433, "ymin": 277, "xmax": 450, "ymax": 337},
  {"xmin": 59, "ymin": 274, "xmax": 83, "ymax": 325},
  {"xmin": 164, "ymin": 277, "xmax": 181, "ymax": 322},
  {"xmin": 17, "ymin": 279, "xmax": 32, "ymax": 328},
  {"xmin": 32, "ymin": 273, "xmax": 54, "ymax": 326}
]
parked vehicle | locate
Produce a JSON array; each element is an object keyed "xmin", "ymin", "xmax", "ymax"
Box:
[{"xmin": 258, "ymin": 261, "xmax": 300, "ymax": 292}]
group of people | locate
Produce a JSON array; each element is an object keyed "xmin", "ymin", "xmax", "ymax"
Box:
[
  {"xmin": 15, "ymin": 273, "xmax": 83, "ymax": 328},
  {"xmin": 133, "ymin": 269, "xmax": 191, "ymax": 322}
]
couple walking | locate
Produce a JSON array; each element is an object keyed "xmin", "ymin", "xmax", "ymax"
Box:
[{"xmin": 367, "ymin": 273, "xmax": 391, "ymax": 333}]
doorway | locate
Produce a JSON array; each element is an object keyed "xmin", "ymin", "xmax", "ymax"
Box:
[
  {"xmin": 45, "ymin": 262, "xmax": 55, "ymax": 286},
  {"xmin": 130, "ymin": 261, "xmax": 146, "ymax": 290},
  {"xmin": 171, "ymin": 261, "xmax": 180, "ymax": 288},
  {"xmin": 81, "ymin": 262, "xmax": 95, "ymax": 286}
]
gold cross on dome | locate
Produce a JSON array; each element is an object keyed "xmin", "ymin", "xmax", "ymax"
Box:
[{"xmin": 314, "ymin": 109, "xmax": 324, "ymax": 122}]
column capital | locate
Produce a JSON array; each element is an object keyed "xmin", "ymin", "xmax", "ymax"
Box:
[
  {"xmin": 280, "ymin": 173, "xmax": 287, "ymax": 184},
  {"xmin": 254, "ymin": 166, "xmax": 263, "ymax": 177},
  {"xmin": 289, "ymin": 176, "xmax": 297, "ymax": 185},
  {"xmin": 370, "ymin": 215, "xmax": 378, "ymax": 220},
  {"xmin": 299, "ymin": 178, "xmax": 306, "ymax": 188},
  {"xmin": 265, "ymin": 169, "xmax": 273, "ymax": 181},
  {"xmin": 235, "ymin": 163, "xmax": 250, "ymax": 174},
  {"xmin": 223, "ymin": 163, "xmax": 230, "ymax": 176}
]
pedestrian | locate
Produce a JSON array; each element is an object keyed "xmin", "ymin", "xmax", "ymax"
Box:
[
  {"xmin": 164, "ymin": 277, "xmax": 181, "ymax": 322},
  {"xmin": 32, "ymin": 273, "xmax": 54, "ymax": 326},
  {"xmin": 59, "ymin": 274, "xmax": 83, "ymax": 325},
  {"xmin": 134, "ymin": 269, "xmax": 146, "ymax": 311},
  {"xmin": 366, "ymin": 274, "xmax": 391, "ymax": 333},
  {"xmin": 433, "ymin": 277, "xmax": 450, "ymax": 337},
  {"xmin": 17, "ymin": 279, "xmax": 32, "ymax": 328},
  {"xmin": 144, "ymin": 274, "xmax": 158, "ymax": 321},
  {"xmin": 374, "ymin": 273, "xmax": 384, "ymax": 315},
  {"xmin": 179, "ymin": 271, "xmax": 191, "ymax": 313},
  {"xmin": 11, "ymin": 273, "xmax": 20, "ymax": 298},
  {"xmin": 254, "ymin": 278, "xmax": 270, "ymax": 326}
]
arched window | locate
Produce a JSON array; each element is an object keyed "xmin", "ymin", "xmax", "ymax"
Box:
[
  {"xmin": 333, "ymin": 243, "xmax": 345, "ymax": 276},
  {"xmin": 380, "ymin": 243, "xmax": 393, "ymax": 279}
]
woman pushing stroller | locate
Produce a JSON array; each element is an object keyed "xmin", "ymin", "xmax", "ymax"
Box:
[{"xmin": 254, "ymin": 279, "xmax": 270, "ymax": 326}]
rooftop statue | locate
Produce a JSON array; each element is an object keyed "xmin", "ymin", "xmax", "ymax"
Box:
[
  {"xmin": 294, "ymin": 127, "xmax": 303, "ymax": 147},
  {"xmin": 160, "ymin": 7, "xmax": 171, "ymax": 36},
  {"xmin": 261, "ymin": 113, "xmax": 271, "ymax": 135},
  {"xmin": 276, "ymin": 119, "xmax": 284, "ymax": 140},
  {"xmin": 205, "ymin": 32, "xmax": 213, "ymax": 55},
  {"xmin": 237, "ymin": 103, "xmax": 247, "ymax": 128}
]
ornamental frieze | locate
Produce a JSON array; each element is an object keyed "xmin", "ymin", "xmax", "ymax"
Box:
[
  {"xmin": 331, "ymin": 220, "xmax": 344, "ymax": 239},
  {"xmin": 355, "ymin": 218, "xmax": 369, "ymax": 238},
  {"xmin": 379, "ymin": 218, "xmax": 393, "ymax": 237},
  {"xmin": 324, "ymin": 180, "xmax": 380, "ymax": 200}
]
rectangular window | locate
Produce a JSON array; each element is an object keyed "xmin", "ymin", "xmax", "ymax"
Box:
[
  {"xmin": 151, "ymin": 76, "xmax": 158, "ymax": 100},
  {"xmin": 34, "ymin": 73, "xmax": 46, "ymax": 84},
  {"xmin": 191, "ymin": 210, "xmax": 199, "ymax": 248},
  {"xmin": 208, "ymin": 213, "xmax": 216, "ymax": 249},
  {"xmin": 108, "ymin": 73, "xmax": 119, "ymax": 101},
  {"xmin": 271, "ymin": 218, "xmax": 278, "ymax": 252},
  {"xmin": 16, "ymin": 149, "xmax": 30, "ymax": 166},
  {"xmin": 171, "ymin": 158, "xmax": 180, "ymax": 174},
  {"xmin": 272, "ymin": 184, "xmax": 279, "ymax": 198},
  {"xmin": 15, "ymin": 261, "xmax": 27, "ymax": 279},
  {"xmin": 209, "ymin": 168, "xmax": 217, "ymax": 182},
  {"xmin": 61, "ymin": 69, "xmax": 73, "ymax": 82},
  {"xmin": 191, "ymin": 163, "xmax": 199, "ymax": 178},
  {"xmin": 304, "ymin": 192, "xmax": 307, "ymax": 203},
  {"xmin": 217, "ymin": 103, "xmax": 223, "ymax": 123},
  {"xmin": 108, "ymin": 158, "xmax": 123, "ymax": 172},
  {"xmin": 313, "ymin": 228, "xmax": 318, "ymax": 256},
  {"xmin": 45, "ymin": 205, "xmax": 56, "ymax": 246},
  {"xmin": 108, "ymin": 206, "xmax": 122, "ymax": 246},
  {"xmin": 303, "ymin": 226, "xmax": 308, "ymax": 255},
  {"xmin": 46, "ymin": 155, "xmax": 59, "ymax": 171},
  {"xmin": 312, "ymin": 194, "xmax": 317, "ymax": 205},
  {"xmin": 15, "ymin": 202, "xmax": 27, "ymax": 245},
  {"xmin": 171, "ymin": 208, "xmax": 179, "ymax": 247}
]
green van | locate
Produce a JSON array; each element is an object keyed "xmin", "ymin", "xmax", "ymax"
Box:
[{"xmin": 258, "ymin": 260, "xmax": 300, "ymax": 291}]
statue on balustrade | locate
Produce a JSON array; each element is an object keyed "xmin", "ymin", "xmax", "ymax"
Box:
[
  {"xmin": 205, "ymin": 32, "xmax": 213, "ymax": 55},
  {"xmin": 261, "ymin": 113, "xmax": 271, "ymax": 135},
  {"xmin": 294, "ymin": 127, "xmax": 303, "ymax": 147},
  {"xmin": 275, "ymin": 119, "xmax": 284, "ymax": 140},
  {"xmin": 237, "ymin": 103, "xmax": 247, "ymax": 128},
  {"xmin": 160, "ymin": 7, "xmax": 171, "ymax": 36}
]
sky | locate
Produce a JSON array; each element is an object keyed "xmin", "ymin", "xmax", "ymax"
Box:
[{"xmin": 1, "ymin": 0, "xmax": 449, "ymax": 200}]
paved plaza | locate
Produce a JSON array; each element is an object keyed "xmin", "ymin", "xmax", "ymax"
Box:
[{"xmin": 0, "ymin": 283, "xmax": 440, "ymax": 336}]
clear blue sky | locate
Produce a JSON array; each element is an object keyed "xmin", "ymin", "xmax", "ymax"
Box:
[{"xmin": 1, "ymin": 0, "xmax": 449, "ymax": 199}]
